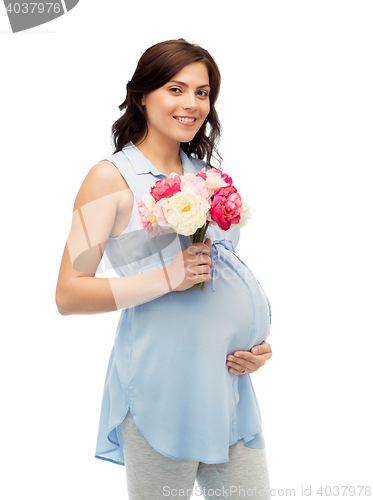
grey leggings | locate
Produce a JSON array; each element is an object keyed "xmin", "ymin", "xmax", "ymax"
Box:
[{"xmin": 118, "ymin": 411, "xmax": 270, "ymax": 500}]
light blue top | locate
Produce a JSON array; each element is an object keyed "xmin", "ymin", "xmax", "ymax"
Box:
[{"xmin": 94, "ymin": 142, "xmax": 271, "ymax": 466}]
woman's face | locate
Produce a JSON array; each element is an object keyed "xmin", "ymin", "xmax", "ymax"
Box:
[{"xmin": 141, "ymin": 62, "xmax": 211, "ymax": 146}]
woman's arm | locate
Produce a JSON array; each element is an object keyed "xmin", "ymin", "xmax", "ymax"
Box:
[
  {"xmin": 55, "ymin": 161, "xmax": 212, "ymax": 315},
  {"xmin": 56, "ymin": 242, "xmax": 172, "ymax": 315},
  {"xmin": 55, "ymin": 160, "xmax": 172, "ymax": 315}
]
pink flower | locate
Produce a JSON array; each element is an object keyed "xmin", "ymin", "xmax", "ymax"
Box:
[
  {"xmin": 210, "ymin": 186, "xmax": 242, "ymax": 231},
  {"xmin": 213, "ymin": 169, "xmax": 233, "ymax": 187},
  {"xmin": 150, "ymin": 174, "xmax": 181, "ymax": 201},
  {"xmin": 137, "ymin": 194, "xmax": 157, "ymax": 235},
  {"xmin": 181, "ymin": 172, "xmax": 214, "ymax": 201},
  {"xmin": 197, "ymin": 167, "xmax": 232, "ymax": 190},
  {"xmin": 153, "ymin": 198, "xmax": 173, "ymax": 229},
  {"xmin": 137, "ymin": 194, "xmax": 170, "ymax": 238}
]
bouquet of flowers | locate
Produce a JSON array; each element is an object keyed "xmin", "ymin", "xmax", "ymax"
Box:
[{"xmin": 137, "ymin": 167, "xmax": 252, "ymax": 290}]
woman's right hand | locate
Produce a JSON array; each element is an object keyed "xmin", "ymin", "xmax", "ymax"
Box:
[{"xmin": 165, "ymin": 237, "xmax": 212, "ymax": 291}]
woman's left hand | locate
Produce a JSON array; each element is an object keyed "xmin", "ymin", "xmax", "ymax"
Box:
[{"xmin": 226, "ymin": 341, "xmax": 272, "ymax": 375}]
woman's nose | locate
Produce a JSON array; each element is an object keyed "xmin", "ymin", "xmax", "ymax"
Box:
[{"xmin": 181, "ymin": 93, "xmax": 198, "ymax": 111}]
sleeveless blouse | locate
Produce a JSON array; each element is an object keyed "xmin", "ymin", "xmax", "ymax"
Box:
[{"xmin": 94, "ymin": 142, "xmax": 271, "ymax": 465}]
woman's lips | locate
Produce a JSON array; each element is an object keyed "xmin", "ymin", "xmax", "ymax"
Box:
[{"xmin": 173, "ymin": 116, "xmax": 197, "ymax": 127}]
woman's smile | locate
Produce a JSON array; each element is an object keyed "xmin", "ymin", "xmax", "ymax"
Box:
[{"xmin": 173, "ymin": 115, "xmax": 198, "ymax": 126}]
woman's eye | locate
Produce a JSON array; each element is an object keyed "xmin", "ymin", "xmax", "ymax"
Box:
[
  {"xmin": 170, "ymin": 87, "xmax": 182, "ymax": 93},
  {"xmin": 198, "ymin": 90, "xmax": 209, "ymax": 97}
]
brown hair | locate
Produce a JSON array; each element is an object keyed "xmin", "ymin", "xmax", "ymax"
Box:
[{"xmin": 111, "ymin": 39, "xmax": 222, "ymax": 168}]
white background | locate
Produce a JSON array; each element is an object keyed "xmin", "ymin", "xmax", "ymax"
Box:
[{"xmin": 1, "ymin": 1, "xmax": 372, "ymax": 499}]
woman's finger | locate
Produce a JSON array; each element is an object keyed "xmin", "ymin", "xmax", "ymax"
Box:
[
  {"xmin": 234, "ymin": 348, "xmax": 271, "ymax": 364},
  {"xmin": 227, "ymin": 353, "xmax": 266, "ymax": 373},
  {"xmin": 226, "ymin": 359, "xmax": 252, "ymax": 375},
  {"xmin": 250, "ymin": 341, "xmax": 272, "ymax": 355}
]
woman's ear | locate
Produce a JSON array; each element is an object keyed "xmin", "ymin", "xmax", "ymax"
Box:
[{"xmin": 141, "ymin": 95, "xmax": 145, "ymax": 106}]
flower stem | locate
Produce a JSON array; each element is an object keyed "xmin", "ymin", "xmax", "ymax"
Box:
[
  {"xmin": 201, "ymin": 220, "xmax": 210, "ymax": 241},
  {"xmin": 189, "ymin": 221, "xmax": 210, "ymax": 291}
]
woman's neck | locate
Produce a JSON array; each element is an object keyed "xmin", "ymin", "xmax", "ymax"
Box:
[{"xmin": 134, "ymin": 135, "xmax": 183, "ymax": 176}]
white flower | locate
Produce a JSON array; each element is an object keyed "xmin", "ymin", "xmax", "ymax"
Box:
[{"xmin": 165, "ymin": 191, "xmax": 210, "ymax": 236}]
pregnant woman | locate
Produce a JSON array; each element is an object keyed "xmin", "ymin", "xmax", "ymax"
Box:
[{"xmin": 56, "ymin": 39, "xmax": 273, "ymax": 500}]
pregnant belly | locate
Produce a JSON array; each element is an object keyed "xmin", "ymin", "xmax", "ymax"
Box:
[{"xmin": 124, "ymin": 244, "xmax": 271, "ymax": 371}]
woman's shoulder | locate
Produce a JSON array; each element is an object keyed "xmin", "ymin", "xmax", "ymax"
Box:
[
  {"xmin": 73, "ymin": 160, "xmax": 129, "ymax": 211},
  {"xmin": 88, "ymin": 160, "xmax": 129, "ymax": 192}
]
